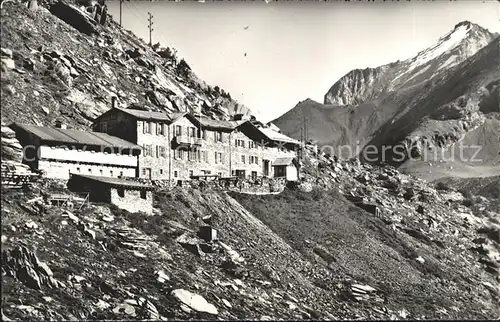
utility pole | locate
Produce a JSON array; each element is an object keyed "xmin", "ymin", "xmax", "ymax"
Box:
[
  {"xmin": 147, "ymin": 12, "xmax": 154, "ymax": 46},
  {"xmin": 119, "ymin": 0, "xmax": 123, "ymax": 26}
]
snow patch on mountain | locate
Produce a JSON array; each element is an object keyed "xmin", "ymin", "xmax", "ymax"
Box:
[
  {"xmin": 406, "ymin": 65, "xmax": 432, "ymax": 83},
  {"xmin": 436, "ymin": 55, "xmax": 458, "ymax": 72},
  {"xmin": 408, "ymin": 23, "xmax": 470, "ymax": 71}
]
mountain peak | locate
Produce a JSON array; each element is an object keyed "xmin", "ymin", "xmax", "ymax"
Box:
[{"xmin": 454, "ymin": 20, "xmax": 473, "ymax": 30}]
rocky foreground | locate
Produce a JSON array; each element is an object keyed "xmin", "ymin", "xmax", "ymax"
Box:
[{"xmin": 2, "ymin": 147, "xmax": 499, "ymax": 320}]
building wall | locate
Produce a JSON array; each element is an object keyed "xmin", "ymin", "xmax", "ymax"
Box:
[
  {"xmin": 39, "ymin": 159, "xmax": 136, "ymax": 180},
  {"xmin": 110, "ymin": 188, "xmax": 153, "ymax": 214},
  {"xmin": 286, "ymin": 164, "xmax": 298, "ymax": 181},
  {"xmin": 93, "ymin": 111, "xmax": 299, "ymax": 182},
  {"xmin": 136, "ymin": 118, "xmax": 171, "ymax": 180},
  {"xmin": 39, "ymin": 146, "xmax": 137, "ymax": 167},
  {"xmin": 93, "ymin": 110, "xmax": 138, "ymax": 143}
]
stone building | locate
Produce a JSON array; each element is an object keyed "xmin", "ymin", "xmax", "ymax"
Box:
[
  {"xmin": 272, "ymin": 157, "xmax": 299, "ymax": 181},
  {"xmin": 93, "ymin": 106, "xmax": 301, "ymax": 182},
  {"xmin": 67, "ymin": 173, "xmax": 154, "ymax": 214},
  {"xmin": 10, "ymin": 123, "xmax": 141, "ymax": 180}
]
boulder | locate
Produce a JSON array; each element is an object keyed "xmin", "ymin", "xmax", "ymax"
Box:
[
  {"xmin": 49, "ymin": 0, "xmax": 99, "ymax": 36},
  {"xmin": 1, "ymin": 48, "xmax": 13, "ymax": 58},
  {"xmin": 1, "ymin": 58, "xmax": 15, "ymax": 69},
  {"xmin": 171, "ymin": 289, "xmax": 218, "ymax": 315},
  {"xmin": 176, "ymin": 233, "xmax": 204, "ymax": 257}
]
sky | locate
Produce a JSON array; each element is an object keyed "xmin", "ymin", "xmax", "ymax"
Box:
[{"xmin": 107, "ymin": 0, "xmax": 500, "ymax": 122}]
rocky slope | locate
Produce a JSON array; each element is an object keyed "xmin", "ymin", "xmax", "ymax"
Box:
[
  {"xmin": 2, "ymin": 146, "xmax": 500, "ymax": 320},
  {"xmin": 273, "ymin": 21, "xmax": 499, "ymax": 179},
  {"xmin": 0, "ymin": 0, "xmax": 250, "ymax": 134}
]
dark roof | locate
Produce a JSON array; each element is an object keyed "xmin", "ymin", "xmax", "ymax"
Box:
[
  {"xmin": 187, "ymin": 114, "xmax": 245, "ymax": 131},
  {"xmin": 116, "ymin": 107, "xmax": 171, "ymax": 121},
  {"xmin": 11, "ymin": 123, "xmax": 141, "ymax": 150},
  {"xmin": 258, "ymin": 127, "xmax": 300, "ymax": 145},
  {"xmin": 115, "ymin": 108, "xmax": 187, "ymax": 123},
  {"xmin": 93, "ymin": 107, "xmax": 187, "ymax": 123},
  {"xmin": 272, "ymin": 157, "xmax": 295, "ymax": 166},
  {"xmin": 70, "ymin": 174, "xmax": 155, "ymax": 190}
]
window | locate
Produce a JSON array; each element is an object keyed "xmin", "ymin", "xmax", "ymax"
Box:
[
  {"xmin": 143, "ymin": 121, "xmax": 151, "ymax": 134},
  {"xmin": 249, "ymin": 156, "xmax": 258, "ymax": 164},
  {"xmin": 143, "ymin": 144, "xmax": 153, "ymax": 157},
  {"xmin": 140, "ymin": 190, "xmax": 147, "ymax": 199},
  {"xmin": 215, "ymin": 152, "xmax": 223, "ymax": 164},
  {"xmin": 160, "ymin": 169, "xmax": 163, "ymax": 175},
  {"xmin": 118, "ymin": 188, "xmax": 125, "ymax": 197},
  {"xmin": 175, "ymin": 125, "xmax": 182, "ymax": 136},
  {"xmin": 189, "ymin": 127, "xmax": 196, "ymax": 138},
  {"xmin": 202, "ymin": 129, "xmax": 207, "ymax": 140},
  {"xmin": 215, "ymin": 131, "xmax": 222, "ymax": 142},
  {"xmin": 158, "ymin": 146, "xmax": 166, "ymax": 158},
  {"xmin": 100, "ymin": 122, "xmax": 107, "ymax": 132},
  {"xmin": 252, "ymin": 171, "xmax": 257, "ymax": 180},
  {"xmin": 218, "ymin": 172, "xmax": 222, "ymax": 177},
  {"xmin": 188, "ymin": 150, "xmax": 196, "ymax": 161},
  {"xmin": 174, "ymin": 171, "xmax": 178, "ymax": 178},
  {"xmin": 241, "ymin": 155, "xmax": 246, "ymax": 164},
  {"xmin": 176, "ymin": 149, "xmax": 184, "ymax": 160},
  {"xmin": 189, "ymin": 170, "xmax": 193, "ymax": 177},
  {"xmin": 158, "ymin": 123, "xmax": 164, "ymax": 135}
]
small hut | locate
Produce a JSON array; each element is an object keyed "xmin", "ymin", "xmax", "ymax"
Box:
[{"xmin": 68, "ymin": 174, "xmax": 155, "ymax": 214}]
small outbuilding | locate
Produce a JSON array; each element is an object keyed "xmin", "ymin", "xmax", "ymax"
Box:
[
  {"xmin": 272, "ymin": 157, "xmax": 299, "ymax": 181},
  {"xmin": 67, "ymin": 174, "xmax": 155, "ymax": 214}
]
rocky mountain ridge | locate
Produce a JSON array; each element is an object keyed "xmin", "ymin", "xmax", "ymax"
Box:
[
  {"xmin": 323, "ymin": 21, "xmax": 498, "ymax": 107},
  {"xmin": 0, "ymin": 0, "xmax": 251, "ymax": 134}
]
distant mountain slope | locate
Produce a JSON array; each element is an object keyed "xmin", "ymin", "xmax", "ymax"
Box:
[
  {"xmin": 323, "ymin": 21, "xmax": 498, "ymax": 107},
  {"xmin": 273, "ymin": 21, "xmax": 499, "ymax": 179},
  {"xmin": 0, "ymin": 0, "xmax": 251, "ymax": 133}
]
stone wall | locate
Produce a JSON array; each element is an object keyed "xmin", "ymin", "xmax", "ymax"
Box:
[
  {"xmin": 169, "ymin": 117, "xmax": 230, "ymax": 180},
  {"xmin": 110, "ymin": 188, "xmax": 153, "ymax": 214},
  {"xmin": 136, "ymin": 117, "xmax": 171, "ymax": 180}
]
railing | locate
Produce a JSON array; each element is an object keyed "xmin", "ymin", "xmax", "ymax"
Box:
[{"xmin": 174, "ymin": 135, "xmax": 203, "ymax": 146}]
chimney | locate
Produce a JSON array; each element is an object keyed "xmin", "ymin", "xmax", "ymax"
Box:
[{"xmin": 111, "ymin": 96, "xmax": 118, "ymax": 109}]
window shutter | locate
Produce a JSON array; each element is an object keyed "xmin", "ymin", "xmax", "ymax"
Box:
[
  {"xmin": 156, "ymin": 145, "xmax": 159, "ymax": 158},
  {"xmin": 143, "ymin": 121, "xmax": 146, "ymax": 134}
]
